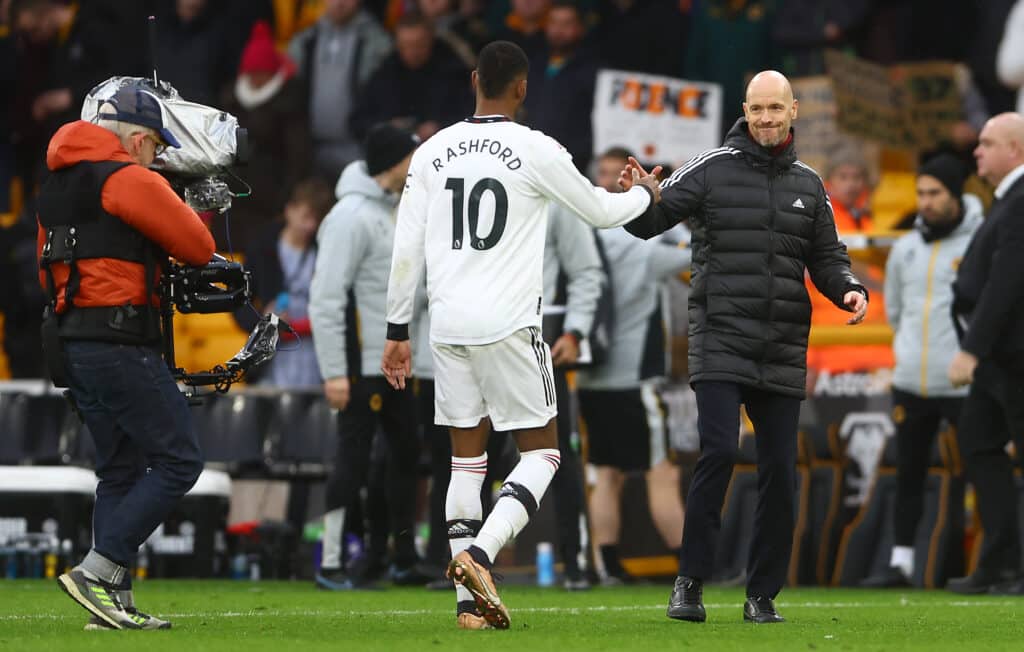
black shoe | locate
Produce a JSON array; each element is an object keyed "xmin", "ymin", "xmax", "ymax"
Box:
[
  {"xmin": 947, "ymin": 568, "xmax": 1019, "ymax": 594},
  {"xmin": 860, "ymin": 566, "xmax": 912, "ymax": 589},
  {"xmin": 666, "ymin": 576, "xmax": 705, "ymax": 622},
  {"xmin": 988, "ymin": 576, "xmax": 1024, "ymax": 595},
  {"xmin": 426, "ymin": 575, "xmax": 455, "ymax": 591},
  {"xmin": 744, "ymin": 596, "xmax": 785, "ymax": 623},
  {"xmin": 315, "ymin": 568, "xmax": 360, "ymax": 591},
  {"xmin": 390, "ymin": 562, "xmax": 436, "ymax": 586},
  {"xmin": 563, "ymin": 565, "xmax": 591, "ymax": 591}
]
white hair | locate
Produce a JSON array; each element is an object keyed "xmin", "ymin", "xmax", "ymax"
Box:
[{"xmin": 96, "ymin": 102, "xmax": 159, "ymax": 143}]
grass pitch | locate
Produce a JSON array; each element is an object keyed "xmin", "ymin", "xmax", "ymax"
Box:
[{"xmin": 1, "ymin": 579, "xmax": 1021, "ymax": 651}]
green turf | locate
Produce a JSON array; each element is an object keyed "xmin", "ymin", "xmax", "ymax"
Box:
[{"xmin": 0, "ymin": 579, "xmax": 1021, "ymax": 651}]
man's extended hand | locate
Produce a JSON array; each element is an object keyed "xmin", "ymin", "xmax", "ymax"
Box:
[
  {"xmin": 324, "ymin": 376, "xmax": 351, "ymax": 411},
  {"xmin": 618, "ymin": 156, "xmax": 663, "ymax": 202},
  {"xmin": 550, "ymin": 333, "xmax": 580, "ymax": 367},
  {"xmin": 381, "ymin": 339, "xmax": 412, "ymax": 390},
  {"xmin": 947, "ymin": 350, "xmax": 978, "ymax": 388},
  {"xmin": 843, "ymin": 290, "xmax": 868, "ymax": 325}
]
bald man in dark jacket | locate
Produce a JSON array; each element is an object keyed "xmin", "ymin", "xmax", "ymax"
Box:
[{"xmin": 622, "ymin": 71, "xmax": 868, "ymax": 624}]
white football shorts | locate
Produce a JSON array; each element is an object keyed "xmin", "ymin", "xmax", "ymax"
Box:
[{"xmin": 431, "ymin": 326, "xmax": 558, "ymax": 431}]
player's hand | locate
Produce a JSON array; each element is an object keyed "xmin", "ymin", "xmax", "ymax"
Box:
[
  {"xmin": 550, "ymin": 333, "xmax": 580, "ymax": 367},
  {"xmin": 843, "ymin": 290, "xmax": 868, "ymax": 325},
  {"xmin": 324, "ymin": 376, "xmax": 351, "ymax": 411},
  {"xmin": 620, "ymin": 157, "xmax": 663, "ymax": 202},
  {"xmin": 947, "ymin": 350, "xmax": 978, "ymax": 388},
  {"xmin": 381, "ymin": 339, "xmax": 412, "ymax": 390}
]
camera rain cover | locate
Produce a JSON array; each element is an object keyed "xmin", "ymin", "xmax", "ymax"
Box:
[{"xmin": 82, "ymin": 76, "xmax": 238, "ymax": 176}]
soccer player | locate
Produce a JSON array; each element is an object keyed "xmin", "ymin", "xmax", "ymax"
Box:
[{"xmin": 381, "ymin": 40, "xmax": 661, "ymax": 629}]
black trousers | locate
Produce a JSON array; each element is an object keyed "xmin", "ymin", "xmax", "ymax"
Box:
[
  {"xmin": 423, "ymin": 369, "xmax": 587, "ymax": 571},
  {"xmin": 549, "ymin": 368, "xmax": 587, "ymax": 570},
  {"xmin": 679, "ymin": 381, "xmax": 800, "ymax": 598},
  {"xmin": 956, "ymin": 361, "xmax": 1024, "ymax": 574},
  {"xmin": 325, "ymin": 375, "xmax": 420, "ymax": 566},
  {"xmin": 891, "ymin": 389, "xmax": 964, "ymax": 546}
]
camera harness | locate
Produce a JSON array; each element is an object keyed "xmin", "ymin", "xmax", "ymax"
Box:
[{"xmin": 38, "ymin": 161, "xmax": 164, "ymax": 385}]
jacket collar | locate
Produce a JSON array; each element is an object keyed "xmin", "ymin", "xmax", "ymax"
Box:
[{"xmin": 724, "ymin": 117, "xmax": 797, "ymax": 168}]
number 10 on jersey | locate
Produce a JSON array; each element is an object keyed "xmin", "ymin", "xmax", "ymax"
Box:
[{"xmin": 445, "ymin": 177, "xmax": 508, "ymax": 250}]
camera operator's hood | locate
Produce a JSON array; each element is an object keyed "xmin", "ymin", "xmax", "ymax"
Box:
[{"xmin": 47, "ymin": 121, "xmax": 136, "ymax": 171}]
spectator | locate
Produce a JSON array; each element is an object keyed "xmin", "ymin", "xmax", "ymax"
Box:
[
  {"xmin": 824, "ymin": 148, "xmax": 873, "ymax": 232},
  {"xmin": 966, "ymin": 0, "xmax": 1017, "ymax": 116},
  {"xmin": 9, "ymin": 0, "xmax": 149, "ymax": 185},
  {"xmin": 522, "ymin": 0, "xmax": 598, "ymax": 172},
  {"xmin": 0, "ymin": 200, "xmax": 48, "ymax": 378},
  {"xmin": 1, "ymin": 18, "xmax": 15, "ymax": 215},
  {"xmin": 997, "ymin": 0, "xmax": 1024, "ymax": 114},
  {"xmin": 220, "ymin": 20, "xmax": 311, "ymax": 246},
  {"xmin": 862, "ymin": 154, "xmax": 981, "ymax": 588},
  {"xmin": 416, "ymin": 0, "xmax": 482, "ymax": 68},
  {"xmin": 235, "ymin": 178, "xmax": 333, "ymax": 388},
  {"xmin": 594, "ymin": 0, "xmax": 689, "ymax": 78},
  {"xmin": 577, "ymin": 147, "xmax": 691, "ymax": 586},
  {"xmin": 772, "ymin": 0, "xmax": 870, "ymax": 76},
  {"xmin": 289, "ymin": 0, "xmax": 392, "ymax": 182},
  {"xmin": 492, "ymin": 0, "xmax": 550, "ymax": 62},
  {"xmin": 804, "ymin": 146, "xmax": 891, "ymax": 377},
  {"xmin": 351, "ymin": 13, "xmax": 471, "ymax": 143},
  {"xmin": 152, "ymin": 0, "xmax": 238, "ymax": 107},
  {"xmin": 684, "ymin": 0, "xmax": 778, "ymax": 139},
  {"xmin": 308, "ymin": 123, "xmax": 428, "ymax": 589},
  {"xmin": 947, "ymin": 112, "xmax": 1024, "ymax": 595}
]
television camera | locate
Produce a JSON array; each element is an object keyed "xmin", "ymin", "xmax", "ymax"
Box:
[{"xmin": 81, "ymin": 76, "xmax": 281, "ymax": 394}]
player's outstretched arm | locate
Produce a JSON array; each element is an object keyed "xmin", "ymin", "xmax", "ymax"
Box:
[
  {"xmin": 530, "ymin": 141, "xmax": 657, "ymax": 229},
  {"xmin": 623, "ymin": 156, "xmax": 703, "ymax": 240}
]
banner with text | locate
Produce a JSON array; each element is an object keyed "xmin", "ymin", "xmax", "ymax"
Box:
[
  {"xmin": 824, "ymin": 50, "xmax": 961, "ymax": 150},
  {"xmin": 592, "ymin": 69, "xmax": 722, "ymax": 166}
]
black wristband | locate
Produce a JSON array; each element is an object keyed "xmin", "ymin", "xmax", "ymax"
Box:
[
  {"xmin": 387, "ymin": 322, "xmax": 410, "ymax": 341},
  {"xmin": 565, "ymin": 329, "xmax": 584, "ymax": 344}
]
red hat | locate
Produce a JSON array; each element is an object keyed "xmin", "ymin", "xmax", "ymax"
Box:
[{"xmin": 239, "ymin": 21, "xmax": 294, "ymax": 76}]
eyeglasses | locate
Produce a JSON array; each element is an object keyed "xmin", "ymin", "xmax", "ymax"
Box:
[{"xmin": 142, "ymin": 134, "xmax": 167, "ymax": 156}]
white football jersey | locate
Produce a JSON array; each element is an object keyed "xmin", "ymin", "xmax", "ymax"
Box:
[{"xmin": 387, "ymin": 116, "xmax": 652, "ymax": 346}]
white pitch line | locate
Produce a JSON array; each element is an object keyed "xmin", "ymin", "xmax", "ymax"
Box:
[{"xmin": 2, "ymin": 601, "xmax": 1021, "ymax": 622}]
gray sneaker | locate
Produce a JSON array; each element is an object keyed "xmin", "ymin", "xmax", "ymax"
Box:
[
  {"xmin": 84, "ymin": 604, "xmax": 172, "ymax": 630},
  {"xmin": 58, "ymin": 569, "xmax": 140, "ymax": 630}
]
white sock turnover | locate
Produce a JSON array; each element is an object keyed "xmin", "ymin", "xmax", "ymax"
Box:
[{"xmin": 474, "ymin": 448, "xmax": 561, "ymax": 562}]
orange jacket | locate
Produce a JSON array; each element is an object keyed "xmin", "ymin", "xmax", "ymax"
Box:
[
  {"xmin": 37, "ymin": 121, "xmax": 216, "ymax": 312},
  {"xmin": 825, "ymin": 186, "xmax": 874, "ymax": 233}
]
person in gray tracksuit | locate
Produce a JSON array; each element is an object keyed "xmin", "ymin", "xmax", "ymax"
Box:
[
  {"xmin": 416, "ymin": 201, "xmax": 606, "ymax": 589},
  {"xmin": 576, "ymin": 221, "xmax": 692, "ymax": 585},
  {"xmin": 309, "ymin": 124, "xmax": 425, "ymax": 589},
  {"xmin": 538, "ymin": 202, "xmax": 606, "ymax": 589},
  {"xmin": 862, "ymin": 153, "xmax": 983, "ymax": 588}
]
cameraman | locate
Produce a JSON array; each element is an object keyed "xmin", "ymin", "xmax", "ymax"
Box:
[{"xmin": 37, "ymin": 86, "xmax": 215, "ymax": 630}]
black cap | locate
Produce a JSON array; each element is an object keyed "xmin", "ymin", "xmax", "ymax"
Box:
[
  {"xmin": 108, "ymin": 85, "xmax": 181, "ymax": 148},
  {"xmin": 918, "ymin": 153, "xmax": 968, "ymax": 199},
  {"xmin": 365, "ymin": 123, "xmax": 420, "ymax": 176}
]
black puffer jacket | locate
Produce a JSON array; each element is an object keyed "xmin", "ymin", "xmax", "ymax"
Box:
[{"xmin": 625, "ymin": 118, "xmax": 866, "ymax": 398}]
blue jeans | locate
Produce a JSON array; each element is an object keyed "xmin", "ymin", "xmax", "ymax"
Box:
[{"xmin": 65, "ymin": 341, "xmax": 203, "ymax": 567}]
